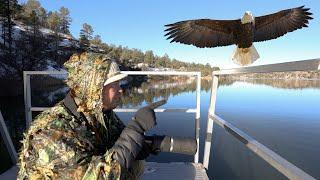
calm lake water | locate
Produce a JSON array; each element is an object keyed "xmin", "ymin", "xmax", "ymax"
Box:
[{"xmin": 1, "ymin": 78, "xmax": 320, "ymax": 179}]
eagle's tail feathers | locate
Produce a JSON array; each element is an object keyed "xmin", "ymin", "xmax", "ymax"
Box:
[{"xmin": 231, "ymin": 45, "xmax": 260, "ymax": 66}]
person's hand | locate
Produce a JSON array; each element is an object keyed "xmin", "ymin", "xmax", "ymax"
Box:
[
  {"xmin": 135, "ymin": 141, "xmax": 154, "ymax": 160},
  {"xmin": 128, "ymin": 99, "xmax": 167, "ymax": 133},
  {"xmin": 110, "ymin": 99, "xmax": 167, "ymax": 169},
  {"xmin": 135, "ymin": 135, "xmax": 163, "ymax": 160}
]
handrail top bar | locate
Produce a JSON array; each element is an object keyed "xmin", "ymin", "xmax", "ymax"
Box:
[
  {"xmin": 121, "ymin": 71, "xmax": 201, "ymax": 76},
  {"xmin": 23, "ymin": 71, "xmax": 201, "ymax": 76},
  {"xmin": 30, "ymin": 107, "xmax": 197, "ymax": 113},
  {"xmin": 24, "ymin": 71, "xmax": 67, "ymax": 75},
  {"xmin": 212, "ymin": 58, "xmax": 320, "ymax": 75}
]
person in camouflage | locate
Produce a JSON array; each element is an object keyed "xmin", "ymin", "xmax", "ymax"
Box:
[{"xmin": 18, "ymin": 52, "xmax": 156, "ymax": 179}]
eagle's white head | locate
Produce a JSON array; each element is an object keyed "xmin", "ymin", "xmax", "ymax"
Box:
[{"xmin": 241, "ymin": 11, "xmax": 254, "ymax": 24}]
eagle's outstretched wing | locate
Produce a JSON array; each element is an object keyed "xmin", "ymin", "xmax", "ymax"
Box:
[
  {"xmin": 164, "ymin": 19, "xmax": 240, "ymax": 48},
  {"xmin": 254, "ymin": 6, "xmax": 313, "ymax": 42}
]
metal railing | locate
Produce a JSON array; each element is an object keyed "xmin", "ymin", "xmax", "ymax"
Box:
[
  {"xmin": 203, "ymin": 58, "xmax": 320, "ymax": 180},
  {"xmin": 23, "ymin": 70, "xmax": 201, "ymax": 163},
  {"xmin": 0, "ymin": 110, "xmax": 17, "ymax": 164}
]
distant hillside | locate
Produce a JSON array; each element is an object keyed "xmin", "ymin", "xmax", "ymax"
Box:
[
  {"xmin": 0, "ymin": 19, "xmax": 82, "ymax": 96},
  {"xmin": 0, "ymin": 20, "xmax": 80, "ymax": 79},
  {"xmin": 220, "ymin": 71, "xmax": 320, "ymax": 80}
]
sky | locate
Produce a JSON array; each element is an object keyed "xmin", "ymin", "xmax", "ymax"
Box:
[{"xmin": 19, "ymin": 0, "xmax": 320, "ymax": 68}]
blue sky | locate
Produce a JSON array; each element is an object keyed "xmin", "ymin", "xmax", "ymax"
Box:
[{"xmin": 20, "ymin": 0, "xmax": 320, "ymax": 68}]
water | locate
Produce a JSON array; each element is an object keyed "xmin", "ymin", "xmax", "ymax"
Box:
[
  {"xmin": 118, "ymin": 78, "xmax": 320, "ymax": 179},
  {"xmin": 206, "ymin": 80, "xmax": 320, "ymax": 179},
  {"xmin": 1, "ymin": 78, "xmax": 320, "ymax": 179}
]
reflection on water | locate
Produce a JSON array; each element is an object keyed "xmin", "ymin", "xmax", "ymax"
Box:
[
  {"xmin": 212, "ymin": 80, "xmax": 320, "ymax": 180},
  {"xmin": 220, "ymin": 77, "xmax": 320, "ymax": 89},
  {"xmin": 121, "ymin": 77, "xmax": 320, "ymax": 108},
  {"xmin": 1, "ymin": 77, "xmax": 320, "ymax": 179},
  {"xmin": 119, "ymin": 78, "xmax": 320, "ymax": 180},
  {"xmin": 121, "ymin": 77, "xmax": 200, "ymax": 107}
]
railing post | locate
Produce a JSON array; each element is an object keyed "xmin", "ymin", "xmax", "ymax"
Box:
[
  {"xmin": 194, "ymin": 72, "xmax": 201, "ymax": 163},
  {"xmin": 23, "ymin": 72, "xmax": 32, "ymax": 128},
  {"xmin": 203, "ymin": 73, "xmax": 219, "ymax": 169},
  {"xmin": 0, "ymin": 110, "xmax": 17, "ymax": 164}
]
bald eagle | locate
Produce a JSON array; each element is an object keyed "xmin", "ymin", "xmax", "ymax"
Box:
[{"xmin": 164, "ymin": 6, "xmax": 313, "ymax": 66}]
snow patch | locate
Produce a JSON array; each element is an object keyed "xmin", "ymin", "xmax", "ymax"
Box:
[
  {"xmin": 47, "ymin": 86, "xmax": 69, "ymax": 102},
  {"xmin": 13, "ymin": 25, "xmax": 26, "ymax": 32},
  {"xmin": 46, "ymin": 60, "xmax": 68, "ymax": 79},
  {"xmin": 40, "ymin": 28, "xmax": 54, "ymax": 35},
  {"xmin": 59, "ymin": 39, "xmax": 72, "ymax": 47}
]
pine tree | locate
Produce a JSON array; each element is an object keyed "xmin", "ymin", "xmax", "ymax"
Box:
[
  {"xmin": 38, "ymin": 7, "xmax": 46, "ymax": 27},
  {"xmin": 79, "ymin": 23, "xmax": 93, "ymax": 49},
  {"xmin": 47, "ymin": 11, "xmax": 60, "ymax": 32},
  {"xmin": 0, "ymin": 0, "xmax": 18, "ymax": 66},
  {"xmin": 131, "ymin": 49, "xmax": 144, "ymax": 64},
  {"xmin": 47, "ymin": 11, "xmax": 62, "ymax": 64},
  {"xmin": 0, "ymin": 0, "xmax": 5, "ymax": 16},
  {"xmin": 20, "ymin": 0, "xmax": 41, "ymax": 23},
  {"xmin": 18, "ymin": 0, "xmax": 48, "ymax": 28},
  {"xmin": 58, "ymin": 7, "xmax": 71, "ymax": 34},
  {"xmin": 0, "ymin": 0, "xmax": 5, "ymax": 49},
  {"xmin": 120, "ymin": 48, "xmax": 131, "ymax": 63},
  {"xmin": 22, "ymin": 0, "xmax": 41, "ymax": 15},
  {"xmin": 90, "ymin": 35, "xmax": 102, "ymax": 46},
  {"xmin": 144, "ymin": 50, "xmax": 154, "ymax": 65}
]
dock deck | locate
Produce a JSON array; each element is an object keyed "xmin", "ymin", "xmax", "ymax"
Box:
[
  {"xmin": 0, "ymin": 166, "xmax": 18, "ymax": 180},
  {"xmin": 1, "ymin": 162, "xmax": 209, "ymax": 180},
  {"xmin": 142, "ymin": 162, "xmax": 208, "ymax": 180}
]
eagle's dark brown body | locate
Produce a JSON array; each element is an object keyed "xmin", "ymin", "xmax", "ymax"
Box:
[
  {"xmin": 164, "ymin": 6, "xmax": 312, "ymax": 65},
  {"xmin": 236, "ymin": 23, "xmax": 254, "ymax": 48}
]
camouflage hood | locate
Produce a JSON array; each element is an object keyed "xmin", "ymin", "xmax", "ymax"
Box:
[{"xmin": 64, "ymin": 52, "xmax": 113, "ymax": 127}]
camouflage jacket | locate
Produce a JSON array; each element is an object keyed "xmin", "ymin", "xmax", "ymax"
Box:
[
  {"xmin": 18, "ymin": 101, "xmax": 127, "ymax": 179},
  {"xmin": 18, "ymin": 52, "xmax": 143, "ymax": 179}
]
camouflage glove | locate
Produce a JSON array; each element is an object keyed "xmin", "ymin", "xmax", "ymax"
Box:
[{"xmin": 111, "ymin": 100, "xmax": 167, "ymax": 169}]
